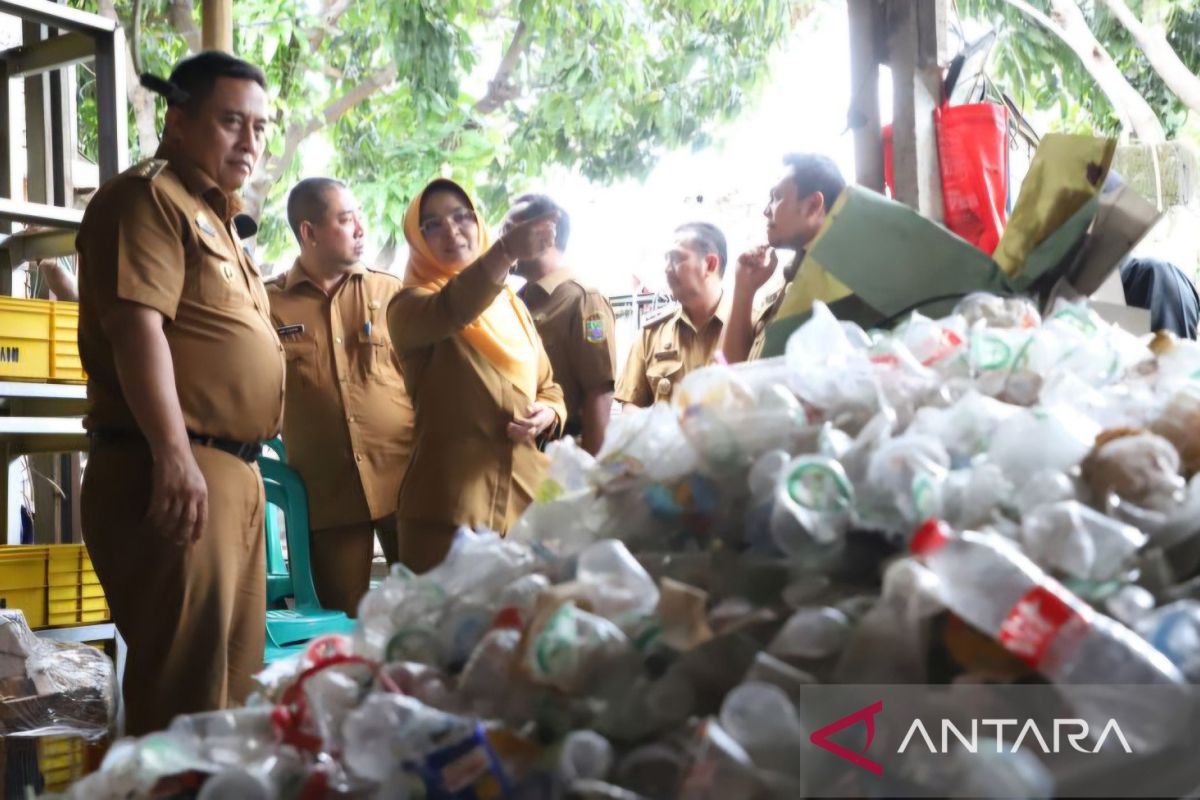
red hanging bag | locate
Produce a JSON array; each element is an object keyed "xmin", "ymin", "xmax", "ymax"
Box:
[{"xmin": 934, "ymin": 102, "xmax": 1009, "ymax": 254}]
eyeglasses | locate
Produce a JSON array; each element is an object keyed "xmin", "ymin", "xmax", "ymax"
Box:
[{"xmin": 419, "ymin": 208, "xmax": 477, "ymax": 238}]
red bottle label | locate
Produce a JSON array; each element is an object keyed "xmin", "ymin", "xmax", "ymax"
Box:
[{"xmin": 997, "ymin": 585, "xmax": 1084, "ymax": 667}]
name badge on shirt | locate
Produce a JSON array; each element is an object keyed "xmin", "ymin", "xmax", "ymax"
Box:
[
  {"xmin": 276, "ymin": 324, "xmax": 305, "ymax": 338},
  {"xmin": 195, "ymin": 211, "xmax": 218, "ymax": 237}
]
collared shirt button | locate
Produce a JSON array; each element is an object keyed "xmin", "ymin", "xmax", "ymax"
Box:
[
  {"xmin": 355, "ymin": 452, "xmax": 363, "ymax": 462},
  {"xmin": 335, "ymin": 336, "xmax": 343, "ymax": 344}
]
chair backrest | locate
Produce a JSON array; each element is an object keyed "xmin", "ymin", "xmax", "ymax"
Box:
[
  {"xmin": 260, "ymin": 437, "xmax": 291, "ymax": 597},
  {"xmin": 264, "ymin": 503, "xmax": 291, "ymax": 604},
  {"xmin": 259, "ymin": 458, "xmax": 322, "ymax": 610},
  {"xmin": 262, "ymin": 436, "xmax": 288, "ymax": 463}
]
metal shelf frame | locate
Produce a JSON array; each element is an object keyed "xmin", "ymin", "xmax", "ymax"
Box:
[
  {"xmin": 0, "ymin": 0, "xmax": 127, "ymax": 286},
  {"xmin": 0, "ymin": 0, "xmax": 126, "ymax": 548}
]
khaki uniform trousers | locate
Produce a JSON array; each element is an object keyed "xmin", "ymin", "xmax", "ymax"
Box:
[
  {"xmin": 396, "ymin": 518, "xmax": 459, "ymax": 576},
  {"xmin": 82, "ymin": 440, "xmax": 265, "ymax": 736},
  {"xmin": 309, "ymin": 516, "xmax": 399, "ymax": 616}
]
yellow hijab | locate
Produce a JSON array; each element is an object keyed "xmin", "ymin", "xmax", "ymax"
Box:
[{"xmin": 402, "ymin": 179, "xmax": 539, "ymax": 400}]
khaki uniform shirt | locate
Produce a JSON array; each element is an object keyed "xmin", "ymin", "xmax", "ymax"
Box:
[
  {"xmin": 518, "ymin": 270, "xmax": 616, "ymax": 437},
  {"xmin": 748, "ymin": 251, "xmax": 852, "ymax": 360},
  {"xmin": 748, "ymin": 285, "xmax": 788, "ymax": 362},
  {"xmin": 265, "ymin": 261, "xmax": 414, "ymax": 531},
  {"xmin": 616, "ymin": 294, "xmax": 731, "ymax": 406},
  {"xmin": 387, "ymin": 260, "xmax": 566, "ymax": 534},
  {"xmin": 77, "ymin": 151, "xmax": 284, "ymax": 443}
]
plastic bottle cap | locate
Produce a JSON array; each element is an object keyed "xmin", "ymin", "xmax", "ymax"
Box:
[
  {"xmin": 910, "ymin": 519, "xmax": 951, "ymax": 556},
  {"xmin": 492, "ymin": 607, "xmax": 523, "ymax": 630}
]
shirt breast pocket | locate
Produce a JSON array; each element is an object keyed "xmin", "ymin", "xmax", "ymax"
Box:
[
  {"xmin": 188, "ymin": 230, "xmax": 246, "ymax": 310},
  {"xmin": 283, "ymin": 338, "xmax": 319, "ymax": 386},
  {"xmin": 359, "ymin": 329, "xmax": 404, "ymax": 388},
  {"xmin": 646, "ymin": 358, "xmax": 683, "ymax": 403}
]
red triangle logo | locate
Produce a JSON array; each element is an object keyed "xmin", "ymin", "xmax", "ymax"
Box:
[{"xmin": 809, "ymin": 700, "xmax": 884, "ymax": 776}]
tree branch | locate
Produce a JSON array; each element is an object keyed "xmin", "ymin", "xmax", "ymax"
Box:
[
  {"xmin": 474, "ymin": 21, "xmax": 528, "ymax": 114},
  {"xmin": 1002, "ymin": 0, "xmax": 1165, "ymax": 142},
  {"xmin": 131, "ymin": 0, "xmax": 143, "ymax": 74},
  {"xmin": 167, "ymin": 0, "xmax": 201, "ymax": 53},
  {"xmin": 241, "ymin": 65, "xmax": 399, "ymax": 220},
  {"xmin": 308, "ymin": 0, "xmax": 353, "ymax": 51},
  {"xmin": 1097, "ymin": 0, "xmax": 1200, "ymax": 115},
  {"xmin": 97, "ymin": 0, "xmax": 159, "ymax": 157}
]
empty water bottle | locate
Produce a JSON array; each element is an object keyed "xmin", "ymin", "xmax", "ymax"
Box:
[
  {"xmin": 1135, "ymin": 600, "xmax": 1200, "ymax": 681},
  {"xmin": 559, "ymin": 730, "xmax": 615, "ymax": 784},
  {"xmin": 718, "ymin": 681, "xmax": 805, "ymax": 777},
  {"xmin": 1020, "ymin": 501, "xmax": 1146, "ymax": 581},
  {"xmin": 770, "ymin": 455, "xmax": 854, "ymax": 558},
  {"xmin": 911, "ymin": 520, "xmax": 1183, "ymax": 686}
]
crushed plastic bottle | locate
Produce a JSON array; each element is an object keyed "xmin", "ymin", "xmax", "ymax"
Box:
[
  {"xmin": 1019, "ymin": 501, "xmax": 1146, "ymax": 582},
  {"xmin": 559, "ymin": 730, "xmax": 615, "ymax": 785},
  {"xmin": 911, "ymin": 520, "xmax": 1183, "ymax": 686},
  {"xmin": 718, "ymin": 681, "xmax": 805, "ymax": 777},
  {"xmin": 768, "ymin": 606, "xmax": 852, "ymax": 662},
  {"xmin": 576, "ymin": 539, "xmax": 661, "ymax": 626},
  {"xmin": 1135, "ymin": 600, "xmax": 1200, "ymax": 681},
  {"xmin": 770, "ymin": 455, "xmax": 854, "ymax": 558}
]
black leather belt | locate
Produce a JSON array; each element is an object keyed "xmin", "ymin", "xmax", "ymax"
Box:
[{"xmin": 89, "ymin": 429, "xmax": 262, "ymax": 463}]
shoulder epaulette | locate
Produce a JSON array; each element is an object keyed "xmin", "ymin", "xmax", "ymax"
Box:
[
  {"xmin": 365, "ymin": 267, "xmax": 403, "ymax": 282},
  {"xmin": 129, "ymin": 158, "xmax": 169, "ymax": 180},
  {"xmin": 641, "ymin": 303, "xmax": 679, "ymax": 328}
]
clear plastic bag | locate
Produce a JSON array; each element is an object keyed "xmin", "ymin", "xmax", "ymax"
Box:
[
  {"xmin": 0, "ymin": 610, "xmax": 114, "ymax": 738},
  {"xmin": 673, "ymin": 362, "xmax": 809, "ymax": 476},
  {"xmin": 1020, "ymin": 500, "xmax": 1147, "ymax": 581}
]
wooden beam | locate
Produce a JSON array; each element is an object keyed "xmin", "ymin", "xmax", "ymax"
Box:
[
  {"xmin": 848, "ymin": 0, "xmax": 885, "ymax": 192},
  {"xmin": 0, "ymin": 0, "xmax": 117, "ymax": 36},
  {"xmin": 0, "ymin": 33, "xmax": 93, "ymax": 79},
  {"xmin": 94, "ymin": 27, "xmax": 129, "ymax": 180},
  {"xmin": 885, "ymin": 0, "xmax": 945, "ymax": 221},
  {"xmin": 202, "ymin": 0, "xmax": 233, "ymax": 53},
  {"xmin": 0, "ymin": 198, "xmax": 84, "ymax": 229},
  {"xmin": 0, "ymin": 229, "xmax": 77, "ymax": 262},
  {"xmin": 23, "ymin": 22, "xmax": 55, "ymax": 208}
]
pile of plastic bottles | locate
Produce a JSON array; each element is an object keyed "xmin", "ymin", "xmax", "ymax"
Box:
[{"xmin": 65, "ymin": 295, "xmax": 1200, "ymax": 798}]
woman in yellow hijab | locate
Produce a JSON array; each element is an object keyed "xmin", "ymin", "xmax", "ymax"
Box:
[{"xmin": 387, "ymin": 179, "xmax": 566, "ymax": 573}]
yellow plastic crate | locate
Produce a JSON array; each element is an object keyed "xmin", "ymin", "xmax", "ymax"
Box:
[
  {"xmin": 0, "ymin": 297, "xmax": 85, "ymax": 383},
  {"xmin": 38, "ymin": 735, "xmax": 86, "ymax": 793},
  {"xmin": 46, "ymin": 545, "xmax": 110, "ymax": 627},
  {"xmin": 0, "ymin": 546, "xmax": 49, "ymax": 628},
  {"xmin": 0, "ymin": 545, "xmax": 109, "ymax": 629}
]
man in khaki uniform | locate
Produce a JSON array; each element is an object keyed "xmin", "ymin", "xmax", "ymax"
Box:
[
  {"xmin": 504, "ymin": 194, "xmax": 616, "ymax": 454},
  {"xmin": 265, "ymin": 178, "xmax": 413, "ymax": 615},
  {"xmin": 75, "ymin": 52, "xmax": 282, "ymax": 734},
  {"xmin": 617, "ymin": 222, "xmax": 730, "ymax": 406},
  {"xmin": 722, "ymin": 153, "xmax": 847, "ymax": 362}
]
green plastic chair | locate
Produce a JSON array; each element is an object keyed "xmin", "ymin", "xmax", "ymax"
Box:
[
  {"xmin": 258, "ymin": 455, "xmax": 355, "ymax": 661},
  {"xmin": 261, "ymin": 439, "xmax": 291, "ymax": 607}
]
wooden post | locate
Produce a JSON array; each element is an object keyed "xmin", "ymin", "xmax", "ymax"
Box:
[
  {"xmin": 848, "ymin": 0, "xmax": 885, "ymax": 193},
  {"xmin": 885, "ymin": 0, "xmax": 947, "ymax": 221},
  {"xmin": 201, "ymin": 0, "xmax": 232, "ymax": 53}
]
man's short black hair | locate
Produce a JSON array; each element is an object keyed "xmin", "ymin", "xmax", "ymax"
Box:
[
  {"xmin": 782, "ymin": 153, "xmax": 846, "ymax": 212},
  {"xmin": 675, "ymin": 222, "xmax": 727, "ymax": 276},
  {"xmin": 508, "ymin": 193, "xmax": 570, "ymax": 251},
  {"xmin": 142, "ymin": 50, "xmax": 266, "ymax": 113},
  {"xmin": 287, "ymin": 177, "xmax": 345, "ymax": 243}
]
